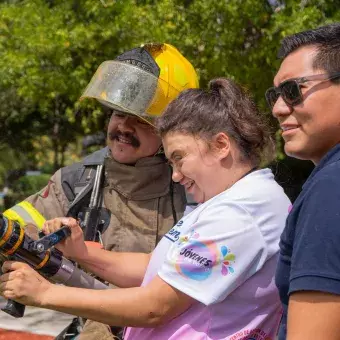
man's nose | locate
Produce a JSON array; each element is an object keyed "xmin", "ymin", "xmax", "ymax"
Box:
[
  {"xmin": 272, "ymin": 96, "xmax": 293, "ymax": 120},
  {"xmin": 118, "ymin": 116, "xmax": 135, "ymax": 132}
]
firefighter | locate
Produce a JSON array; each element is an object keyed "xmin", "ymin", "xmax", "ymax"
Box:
[{"xmin": 4, "ymin": 43, "xmax": 199, "ymax": 339}]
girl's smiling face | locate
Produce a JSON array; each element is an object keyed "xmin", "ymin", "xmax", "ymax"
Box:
[{"xmin": 163, "ymin": 132, "xmax": 229, "ymax": 204}]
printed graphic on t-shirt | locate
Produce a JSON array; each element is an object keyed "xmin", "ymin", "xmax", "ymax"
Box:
[
  {"xmin": 164, "ymin": 220, "xmax": 183, "ymax": 242},
  {"xmin": 168, "ymin": 228, "xmax": 236, "ymax": 281},
  {"xmin": 230, "ymin": 328, "xmax": 271, "ymax": 340},
  {"xmin": 220, "ymin": 245, "xmax": 236, "ymax": 276}
]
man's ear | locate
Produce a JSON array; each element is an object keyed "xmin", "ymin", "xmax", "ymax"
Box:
[{"xmin": 211, "ymin": 132, "xmax": 231, "ymax": 159}]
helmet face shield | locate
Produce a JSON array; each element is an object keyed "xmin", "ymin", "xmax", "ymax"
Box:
[{"xmin": 80, "ymin": 61, "xmax": 180, "ymax": 122}]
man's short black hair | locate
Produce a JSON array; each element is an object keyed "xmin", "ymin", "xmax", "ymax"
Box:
[{"xmin": 278, "ymin": 23, "xmax": 340, "ymax": 76}]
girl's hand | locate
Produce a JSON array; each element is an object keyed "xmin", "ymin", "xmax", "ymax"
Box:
[
  {"xmin": 42, "ymin": 217, "xmax": 87, "ymax": 261},
  {"xmin": 0, "ymin": 261, "xmax": 52, "ymax": 307}
]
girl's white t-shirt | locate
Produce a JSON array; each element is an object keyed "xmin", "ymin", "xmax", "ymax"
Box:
[{"xmin": 125, "ymin": 168, "xmax": 291, "ymax": 340}]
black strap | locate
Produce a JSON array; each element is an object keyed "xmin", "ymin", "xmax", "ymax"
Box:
[{"xmin": 169, "ymin": 168, "xmax": 178, "ymax": 224}]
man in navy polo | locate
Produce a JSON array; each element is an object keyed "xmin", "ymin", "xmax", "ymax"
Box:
[{"xmin": 265, "ymin": 23, "xmax": 340, "ymax": 339}]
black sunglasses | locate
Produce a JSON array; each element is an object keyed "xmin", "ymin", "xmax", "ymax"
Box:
[{"xmin": 265, "ymin": 72, "xmax": 340, "ymax": 110}]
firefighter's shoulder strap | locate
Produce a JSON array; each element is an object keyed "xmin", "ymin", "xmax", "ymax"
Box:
[{"xmin": 60, "ymin": 147, "xmax": 108, "ymax": 218}]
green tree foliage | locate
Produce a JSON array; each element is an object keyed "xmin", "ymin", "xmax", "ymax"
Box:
[
  {"xmin": 3, "ymin": 173, "xmax": 50, "ymax": 208},
  {"xmin": 0, "ymin": 0, "xmax": 339, "ymax": 186}
]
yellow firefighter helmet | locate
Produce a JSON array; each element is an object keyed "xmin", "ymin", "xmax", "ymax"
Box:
[{"xmin": 80, "ymin": 43, "xmax": 199, "ymax": 124}]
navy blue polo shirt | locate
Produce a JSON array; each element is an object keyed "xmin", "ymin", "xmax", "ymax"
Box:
[{"xmin": 276, "ymin": 143, "xmax": 340, "ymax": 339}]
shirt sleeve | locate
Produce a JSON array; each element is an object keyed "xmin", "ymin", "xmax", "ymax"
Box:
[
  {"xmin": 26, "ymin": 169, "xmax": 69, "ymax": 220},
  {"xmin": 158, "ymin": 200, "xmax": 268, "ymax": 305},
  {"xmin": 289, "ymin": 172, "xmax": 340, "ymax": 295}
]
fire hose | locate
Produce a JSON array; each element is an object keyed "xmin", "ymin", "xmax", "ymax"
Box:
[{"xmin": 0, "ymin": 213, "xmax": 108, "ymax": 318}]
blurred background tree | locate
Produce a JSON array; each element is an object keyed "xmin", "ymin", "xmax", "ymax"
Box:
[{"xmin": 0, "ymin": 0, "xmax": 339, "ymax": 206}]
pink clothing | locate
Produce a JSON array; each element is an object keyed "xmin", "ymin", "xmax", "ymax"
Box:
[{"xmin": 125, "ymin": 169, "xmax": 289, "ymax": 340}]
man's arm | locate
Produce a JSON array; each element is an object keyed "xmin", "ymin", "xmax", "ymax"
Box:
[
  {"xmin": 26, "ymin": 170, "xmax": 69, "ymax": 220},
  {"xmin": 3, "ymin": 170, "xmax": 67, "ymax": 234},
  {"xmin": 287, "ymin": 291, "xmax": 340, "ymax": 339}
]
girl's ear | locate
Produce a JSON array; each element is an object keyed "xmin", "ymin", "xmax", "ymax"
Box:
[{"xmin": 211, "ymin": 132, "xmax": 231, "ymax": 159}]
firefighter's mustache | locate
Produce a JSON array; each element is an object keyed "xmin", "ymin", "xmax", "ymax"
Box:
[{"xmin": 108, "ymin": 132, "xmax": 140, "ymax": 148}]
